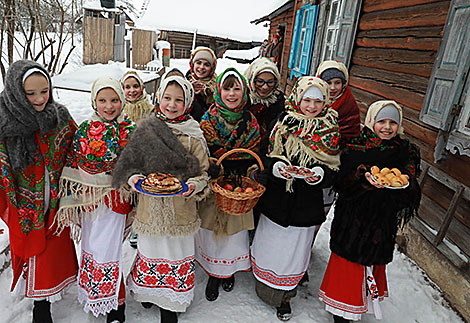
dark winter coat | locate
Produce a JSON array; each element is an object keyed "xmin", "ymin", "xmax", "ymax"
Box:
[
  {"xmin": 329, "ymin": 132, "xmax": 421, "ymax": 266},
  {"xmin": 255, "ymin": 120, "xmax": 336, "ymax": 228},
  {"xmin": 247, "ymin": 90, "xmax": 285, "ymax": 143},
  {"xmin": 190, "ymin": 93, "xmax": 210, "ymax": 122}
]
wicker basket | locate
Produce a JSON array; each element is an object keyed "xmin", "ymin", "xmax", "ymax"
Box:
[{"xmin": 210, "ymin": 148, "xmax": 266, "ymax": 215}]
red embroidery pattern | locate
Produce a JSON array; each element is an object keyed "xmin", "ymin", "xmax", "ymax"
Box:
[
  {"xmin": 130, "ymin": 251, "xmax": 195, "ymax": 292},
  {"xmin": 78, "ymin": 251, "xmax": 120, "ymax": 300},
  {"xmin": 251, "ymin": 258, "xmax": 303, "ymax": 288},
  {"xmin": 198, "ymin": 248, "xmax": 249, "ymax": 266}
]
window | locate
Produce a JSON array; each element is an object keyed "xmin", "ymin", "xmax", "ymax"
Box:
[
  {"xmin": 288, "ymin": 4, "xmax": 319, "ymax": 78},
  {"xmin": 309, "ymin": 0, "xmax": 362, "ymax": 75},
  {"xmin": 320, "ymin": 0, "xmax": 343, "ymax": 62},
  {"xmin": 420, "ymin": 1, "xmax": 470, "ymax": 161}
]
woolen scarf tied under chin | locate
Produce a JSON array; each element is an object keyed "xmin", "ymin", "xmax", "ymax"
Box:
[{"xmin": 0, "ymin": 60, "xmax": 71, "ymax": 170}]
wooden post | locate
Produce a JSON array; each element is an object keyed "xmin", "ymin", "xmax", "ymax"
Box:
[{"xmin": 433, "ymin": 185, "xmax": 465, "ymax": 246}]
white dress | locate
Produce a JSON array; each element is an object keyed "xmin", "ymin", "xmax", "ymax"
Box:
[
  {"xmin": 250, "ymin": 214, "xmax": 315, "ymax": 291},
  {"xmin": 127, "ymin": 233, "xmax": 196, "ymax": 312},
  {"xmin": 195, "ymin": 227, "xmax": 251, "ymax": 278},
  {"xmin": 77, "ymin": 205, "xmax": 126, "ymax": 316}
]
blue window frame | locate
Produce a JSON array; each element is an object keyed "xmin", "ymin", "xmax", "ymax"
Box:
[{"xmin": 288, "ymin": 4, "xmax": 319, "ymax": 79}]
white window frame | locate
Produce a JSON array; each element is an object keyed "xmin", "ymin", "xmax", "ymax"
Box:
[{"xmin": 320, "ymin": 0, "xmax": 343, "ymax": 62}]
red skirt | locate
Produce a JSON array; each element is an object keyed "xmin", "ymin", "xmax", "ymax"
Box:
[
  {"xmin": 318, "ymin": 252, "xmax": 388, "ymax": 314},
  {"xmin": 24, "ymin": 227, "xmax": 78, "ymax": 298}
]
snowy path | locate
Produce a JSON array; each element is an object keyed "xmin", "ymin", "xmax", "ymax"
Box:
[{"xmin": 0, "ymin": 210, "xmax": 463, "ymax": 323}]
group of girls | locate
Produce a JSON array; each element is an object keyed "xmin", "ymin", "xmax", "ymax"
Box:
[{"xmin": 0, "ymin": 45, "xmax": 420, "ymax": 323}]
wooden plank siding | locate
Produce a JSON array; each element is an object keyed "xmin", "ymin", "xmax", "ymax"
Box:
[
  {"xmin": 163, "ymin": 30, "xmax": 257, "ymax": 59},
  {"xmin": 83, "ymin": 16, "xmax": 114, "ymax": 64},
  {"xmin": 132, "ymin": 29, "xmax": 157, "ymax": 68},
  {"xmin": 350, "ymin": 0, "xmax": 470, "ymax": 269},
  {"xmin": 269, "ymin": 9, "xmax": 295, "ymax": 93}
]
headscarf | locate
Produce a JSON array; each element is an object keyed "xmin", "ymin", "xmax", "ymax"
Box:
[
  {"xmin": 57, "ymin": 77, "xmax": 136, "ymax": 230},
  {"xmin": 342, "ymin": 100, "xmax": 421, "ymax": 204},
  {"xmin": 0, "ymin": 60, "xmax": 72, "ymax": 170},
  {"xmin": 364, "ymin": 100, "xmax": 404, "ymax": 136},
  {"xmin": 316, "ymin": 60, "xmax": 361, "ymax": 143},
  {"xmin": 244, "ymin": 57, "xmax": 281, "ymax": 106},
  {"xmin": 200, "ymin": 67, "xmax": 260, "ymax": 160},
  {"xmin": 120, "ymin": 71, "xmax": 154, "ymax": 123},
  {"xmin": 154, "ymin": 75, "xmax": 194, "ymax": 124},
  {"xmin": 186, "ymin": 47, "xmax": 218, "ymax": 104},
  {"xmin": 268, "ymin": 76, "xmax": 341, "ymax": 188}
]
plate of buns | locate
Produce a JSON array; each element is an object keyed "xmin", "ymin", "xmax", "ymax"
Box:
[{"xmin": 370, "ymin": 166, "xmax": 409, "ymax": 189}]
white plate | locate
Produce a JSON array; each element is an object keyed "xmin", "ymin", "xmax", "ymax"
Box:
[
  {"xmin": 281, "ymin": 165, "xmax": 315, "ymax": 179},
  {"xmin": 370, "ymin": 174, "xmax": 409, "ymax": 189}
]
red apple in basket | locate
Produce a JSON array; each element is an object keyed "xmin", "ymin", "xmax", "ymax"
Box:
[
  {"xmin": 244, "ymin": 187, "xmax": 254, "ymax": 193},
  {"xmin": 233, "ymin": 186, "xmax": 244, "ymax": 192},
  {"xmin": 223, "ymin": 183, "xmax": 233, "ymax": 191}
]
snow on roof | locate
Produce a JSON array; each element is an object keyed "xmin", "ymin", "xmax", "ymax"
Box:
[
  {"xmin": 136, "ymin": 0, "xmax": 288, "ymax": 42},
  {"xmin": 82, "ymin": 0, "xmax": 120, "ymax": 12}
]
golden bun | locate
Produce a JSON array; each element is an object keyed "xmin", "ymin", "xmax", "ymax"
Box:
[
  {"xmin": 370, "ymin": 166, "xmax": 380, "ymax": 176},
  {"xmin": 370, "ymin": 166, "xmax": 407, "ymax": 187}
]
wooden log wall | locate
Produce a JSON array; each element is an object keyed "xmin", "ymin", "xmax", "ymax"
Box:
[
  {"xmin": 349, "ymin": 0, "xmax": 470, "ymax": 237},
  {"xmin": 164, "ymin": 30, "xmax": 256, "ymax": 59},
  {"xmin": 271, "ymin": 9, "xmax": 296, "ymax": 93}
]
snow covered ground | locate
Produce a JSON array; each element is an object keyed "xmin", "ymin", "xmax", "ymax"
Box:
[
  {"xmin": 0, "ymin": 56, "xmax": 465, "ymax": 323},
  {"xmin": 0, "ymin": 206, "xmax": 463, "ymax": 323}
]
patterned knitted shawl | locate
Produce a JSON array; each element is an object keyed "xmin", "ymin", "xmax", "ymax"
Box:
[
  {"xmin": 200, "ymin": 68, "xmax": 260, "ymax": 160},
  {"xmin": 268, "ymin": 76, "xmax": 341, "ymax": 181}
]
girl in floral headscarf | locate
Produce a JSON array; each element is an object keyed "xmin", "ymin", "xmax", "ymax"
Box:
[
  {"xmin": 251, "ymin": 76, "xmax": 341, "ymax": 321},
  {"xmin": 57, "ymin": 77, "xmax": 136, "ymax": 322},
  {"xmin": 112, "ymin": 75, "xmax": 209, "ymax": 323},
  {"xmin": 186, "ymin": 46, "xmax": 218, "ymax": 121},
  {"xmin": 319, "ymin": 100, "xmax": 421, "ymax": 323},
  {"xmin": 196, "ymin": 67, "xmax": 261, "ymax": 303}
]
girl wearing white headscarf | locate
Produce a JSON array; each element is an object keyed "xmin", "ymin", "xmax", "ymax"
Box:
[
  {"xmin": 57, "ymin": 77, "xmax": 136, "ymax": 322},
  {"xmin": 112, "ymin": 76, "xmax": 209, "ymax": 322}
]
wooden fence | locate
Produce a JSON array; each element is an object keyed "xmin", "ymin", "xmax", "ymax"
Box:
[
  {"xmin": 83, "ymin": 16, "xmax": 114, "ymax": 64},
  {"xmin": 132, "ymin": 29, "xmax": 157, "ymax": 68}
]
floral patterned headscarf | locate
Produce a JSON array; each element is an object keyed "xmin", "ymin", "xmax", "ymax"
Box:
[
  {"xmin": 268, "ymin": 76, "xmax": 341, "ymax": 175},
  {"xmin": 57, "ymin": 77, "xmax": 136, "ymax": 229}
]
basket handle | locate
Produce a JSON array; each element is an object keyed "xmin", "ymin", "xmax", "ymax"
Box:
[{"xmin": 215, "ymin": 148, "xmax": 264, "ymax": 171}]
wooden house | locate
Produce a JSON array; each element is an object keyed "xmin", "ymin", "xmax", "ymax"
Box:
[
  {"xmin": 256, "ymin": 0, "xmax": 470, "ymax": 320},
  {"xmin": 82, "ymin": 1, "xmax": 127, "ymax": 64},
  {"xmin": 158, "ymin": 30, "xmax": 260, "ymax": 59}
]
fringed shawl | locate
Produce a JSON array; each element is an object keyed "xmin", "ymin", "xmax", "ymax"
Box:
[
  {"xmin": 200, "ymin": 68, "xmax": 261, "ymax": 160},
  {"xmin": 267, "ymin": 76, "xmax": 341, "ymax": 191},
  {"xmin": 57, "ymin": 78, "xmax": 136, "ymax": 232}
]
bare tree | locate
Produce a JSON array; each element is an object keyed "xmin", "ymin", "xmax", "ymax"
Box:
[{"xmin": 0, "ymin": 0, "xmax": 82, "ymax": 81}]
